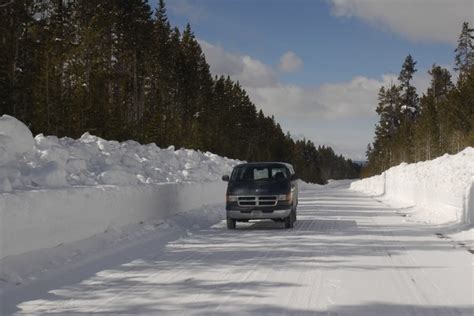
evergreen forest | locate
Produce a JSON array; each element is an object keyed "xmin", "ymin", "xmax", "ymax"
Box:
[
  {"xmin": 0, "ymin": 0, "xmax": 361, "ymax": 183},
  {"xmin": 363, "ymin": 22, "xmax": 474, "ymax": 177}
]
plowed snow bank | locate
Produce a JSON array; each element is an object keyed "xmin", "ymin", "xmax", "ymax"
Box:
[
  {"xmin": 0, "ymin": 115, "xmax": 236, "ymax": 192},
  {"xmin": 0, "ymin": 116, "xmax": 237, "ymax": 259},
  {"xmin": 350, "ymin": 148, "xmax": 474, "ymax": 225}
]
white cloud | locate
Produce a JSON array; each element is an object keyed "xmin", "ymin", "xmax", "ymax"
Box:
[
  {"xmin": 199, "ymin": 39, "xmax": 430, "ymax": 159},
  {"xmin": 200, "ymin": 38, "xmax": 407, "ymax": 120},
  {"xmin": 167, "ymin": 0, "xmax": 207, "ymax": 23},
  {"xmin": 248, "ymin": 75, "xmax": 396, "ymax": 120},
  {"xmin": 200, "ymin": 40, "xmax": 277, "ymax": 87},
  {"xmin": 329, "ymin": 0, "xmax": 474, "ymax": 44},
  {"xmin": 278, "ymin": 51, "xmax": 303, "ymax": 73},
  {"xmin": 246, "ymin": 71, "xmax": 428, "ymax": 120}
]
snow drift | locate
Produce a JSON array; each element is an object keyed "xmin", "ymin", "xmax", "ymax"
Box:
[
  {"xmin": 0, "ymin": 115, "xmax": 238, "ymax": 259},
  {"xmin": 350, "ymin": 148, "xmax": 474, "ymax": 225}
]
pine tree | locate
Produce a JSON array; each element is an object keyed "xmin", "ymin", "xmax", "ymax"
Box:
[
  {"xmin": 397, "ymin": 55, "xmax": 419, "ymax": 161},
  {"xmin": 454, "ymin": 22, "xmax": 474, "ymax": 81},
  {"xmin": 416, "ymin": 65, "xmax": 453, "ymax": 159},
  {"xmin": 143, "ymin": 0, "xmax": 172, "ymax": 145},
  {"xmin": 373, "ymin": 84, "xmax": 402, "ymax": 169},
  {"xmin": 448, "ymin": 67, "xmax": 474, "ymax": 151},
  {"xmin": 0, "ymin": 0, "xmax": 36, "ymax": 123},
  {"xmin": 398, "ymin": 54, "xmax": 419, "ymax": 117}
]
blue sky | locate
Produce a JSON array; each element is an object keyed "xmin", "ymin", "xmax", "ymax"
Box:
[{"xmin": 150, "ymin": 0, "xmax": 473, "ymax": 159}]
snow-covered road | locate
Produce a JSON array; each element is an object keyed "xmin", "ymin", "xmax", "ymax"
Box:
[{"xmin": 2, "ymin": 184, "xmax": 473, "ymax": 315}]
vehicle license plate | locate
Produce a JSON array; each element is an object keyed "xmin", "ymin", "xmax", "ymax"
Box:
[{"xmin": 253, "ymin": 210, "xmax": 262, "ymax": 216}]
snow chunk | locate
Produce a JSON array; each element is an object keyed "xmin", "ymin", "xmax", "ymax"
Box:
[
  {"xmin": 29, "ymin": 161, "xmax": 68, "ymax": 188},
  {"xmin": 99, "ymin": 170, "xmax": 138, "ymax": 185},
  {"xmin": 0, "ymin": 115, "xmax": 35, "ymax": 162},
  {"xmin": 0, "ymin": 177, "xmax": 12, "ymax": 192}
]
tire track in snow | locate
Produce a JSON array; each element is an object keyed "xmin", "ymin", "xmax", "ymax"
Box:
[
  {"xmin": 165, "ymin": 226, "xmax": 256, "ymax": 307},
  {"xmin": 251, "ymin": 217, "xmax": 316, "ymax": 309},
  {"xmin": 88, "ymin": 241, "xmax": 212, "ymax": 313},
  {"xmin": 379, "ymin": 229, "xmax": 458, "ymax": 316},
  {"xmin": 92, "ymin": 223, "xmax": 256, "ymax": 313},
  {"xmin": 212, "ymin": 221, "xmax": 298, "ymax": 312},
  {"xmin": 366, "ymin": 198, "xmax": 459, "ymax": 316},
  {"xmin": 307, "ymin": 219, "xmax": 338, "ymax": 311}
]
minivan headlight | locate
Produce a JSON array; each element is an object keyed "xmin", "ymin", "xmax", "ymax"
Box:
[
  {"xmin": 226, "ymin": 195, "xmax": 238, "ymax": 202},
  {"xmin": 278, "ymin": 193, "xmax": 292, "ymax": 201}
]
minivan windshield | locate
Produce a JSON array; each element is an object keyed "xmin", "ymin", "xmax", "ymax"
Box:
[{"xmin": 231, "ymin": 165, "xmax": 289, "ymax": 182}]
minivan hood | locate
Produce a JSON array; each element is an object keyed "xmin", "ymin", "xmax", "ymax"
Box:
[{"xmin": 227, "ymin": 180, "xmax": 290, "ymax": 195}]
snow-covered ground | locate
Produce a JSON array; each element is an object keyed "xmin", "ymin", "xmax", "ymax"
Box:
[
  {"xmin": 350, "ymin": 148, "xmax": 474, "ymax": 248},
  {"xmin": 0, "ymin": 204, "xmax": 225, "ymax": 292},
  {"xmin": 1, "ymin": 115, "xmax": 473, "ymax": 315},
  {"xmin": 1, "ymin": 182, "xmax": 472, "ymax": 315}
]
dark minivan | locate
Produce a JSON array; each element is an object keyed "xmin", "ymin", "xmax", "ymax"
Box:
[{"xmin": 222, "ymin": 162, "xmax": 299, "ymax": 229}]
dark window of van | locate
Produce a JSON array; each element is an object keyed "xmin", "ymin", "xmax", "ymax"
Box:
[{"xmin": 231, "ymin": 165, "xmax": 289, "ymax": 181}]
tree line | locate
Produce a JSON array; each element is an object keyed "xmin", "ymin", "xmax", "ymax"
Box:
[
  {"xmin": 0, "ymin": 0, "xmax": 360, "ymax": 184},
  {"xmin": 363, "ymin": 22, "xmax": 474, "ymax": 177}
]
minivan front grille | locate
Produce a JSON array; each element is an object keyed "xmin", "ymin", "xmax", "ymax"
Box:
[{"xmin": 237, "ymin": 195, "xmax": 278, "ymax": 207}]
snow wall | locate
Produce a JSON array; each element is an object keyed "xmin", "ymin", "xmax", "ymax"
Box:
[
  {"xmin": 350, "ymin": 148, "xmax": 474, "ymax": 225},
  {"xmin": 0, "ymin": 181, "xmax": 225, "ymax": 259}
]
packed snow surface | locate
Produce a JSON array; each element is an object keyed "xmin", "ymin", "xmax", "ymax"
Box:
[
  {"xmin": 0, "ymin": 115, "xmax": 237, "ymax": 192},
  {"xmin": 0, "ymin": 204, "xmax": 225, "ymax": 289},
  {"xmin": 1, "ymin": 182, "xmax": 473, "ymax": 315},
  {"xmin": 351, "ymin": 148, "xmax": 474, "ymax": 225}
]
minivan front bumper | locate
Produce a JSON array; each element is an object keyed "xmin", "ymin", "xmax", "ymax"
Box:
[
  {"xmin": 227, "ymin": 208, "xmax": 291, "ymax": 220},
  {"xmin": 226, "ymin": 201, "xmax": 292, "ymax": 220}
]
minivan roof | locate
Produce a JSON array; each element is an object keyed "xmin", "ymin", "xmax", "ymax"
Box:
[{"xmin": 234, "ymin": 162, "xmax": 293, "ymax": 168}]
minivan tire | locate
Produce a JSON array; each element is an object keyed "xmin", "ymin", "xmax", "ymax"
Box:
[
  {"xmin": 284, "ymin": 213, "xmax": 294, "ymax": 229},
  {"xmin": 227, "ymin": 217, "xmax": 236, "ymax": 229}
]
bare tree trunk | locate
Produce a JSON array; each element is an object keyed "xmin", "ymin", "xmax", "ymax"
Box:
[
  {"xmin": 427, "ymin": 140, "xmax": 431, "ymax": 160},
  {"xmin": 12, "ymin": 27, "xmax": 19, "ymax": 117},
  {"xmin": 133, "ymin": 51, "xmax": 138, "ymax": 122},
  {"xmin": 46, "ymin": 53, "xmax": 50, "ymax": 130}
]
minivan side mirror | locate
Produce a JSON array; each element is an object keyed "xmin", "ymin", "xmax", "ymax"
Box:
[
  {"xmin": 222, "ymin": 175, "xmax": 230, "ymax": 182},
  {"xmin": 291, "ymin": 174, "xmax": 298, "ymax": 181}
]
